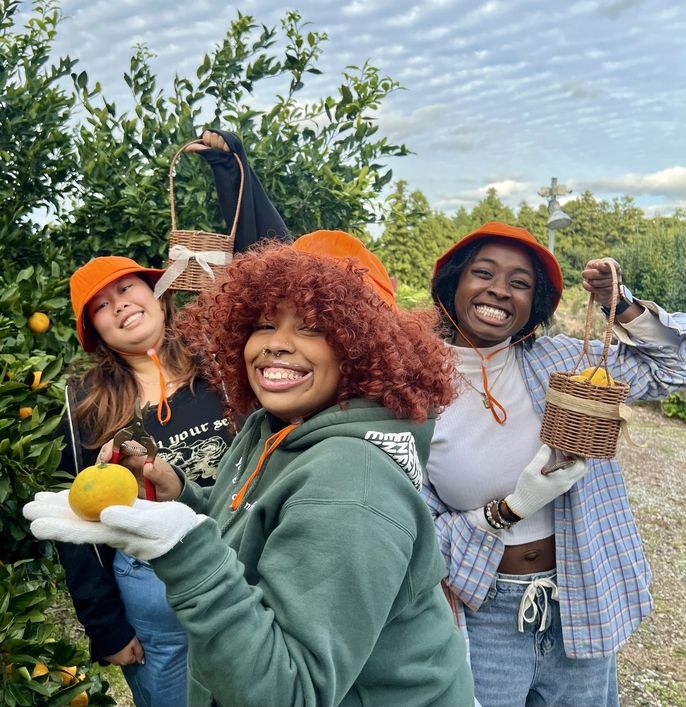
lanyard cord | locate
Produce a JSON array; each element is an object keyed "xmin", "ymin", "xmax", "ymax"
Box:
[
  {"xmin": 111, "ymin": 332, "xmax": 172, "ymax": 425},
  {"xmin": 437, "ymin": 298, "xmax": 535, "ymax": 425},
  {"xmin": 231, "ymin": 422, "xmax": 300, "ymax": 511},
  {"xmin": 146, "ymin": 348, "xmax": 172, "ymax": 425}
]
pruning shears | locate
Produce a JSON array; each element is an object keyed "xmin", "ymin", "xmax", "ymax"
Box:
[{"xmin": 111, "ymin": 400, "xmax": 158, "ymax": 500}]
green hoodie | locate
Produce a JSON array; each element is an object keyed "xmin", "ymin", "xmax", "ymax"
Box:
[{"xmin": 153, "ymin": 399, "xmax": 473, "ymax": 706}]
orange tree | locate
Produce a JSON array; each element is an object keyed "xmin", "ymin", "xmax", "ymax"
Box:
[
  {"xmin": 1, "ymin": 0, "xmax": 114, "ymax": 702},
  {"xmin": 2, "ymin": 0, "xmax": 408, "ymax": 704}
]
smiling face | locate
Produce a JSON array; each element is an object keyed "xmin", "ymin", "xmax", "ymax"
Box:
[
  {"xmin": 452, "ymin": 241, "xmax": 536, "ymax": 348},
  {"xmin": 244, "ymin": 303, "xmax": 342, "ymax": 423},
  {"xmin": 86, "ymin": 274, "xmax": 166, "ymax": 353}
]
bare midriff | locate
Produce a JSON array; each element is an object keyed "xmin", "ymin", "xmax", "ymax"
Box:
[{"xmin": 497, "ymin": 534, "xmax": 556, "ymax": 574}]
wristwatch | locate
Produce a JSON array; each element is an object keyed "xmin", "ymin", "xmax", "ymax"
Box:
[{"xmin": 601, "ymin": 284, "xmax": 634, "ymax": 317}]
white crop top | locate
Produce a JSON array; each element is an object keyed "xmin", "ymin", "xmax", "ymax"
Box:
[{"xmin": 427, "ymin": 340, "xmax": 554, "ymax": 545}]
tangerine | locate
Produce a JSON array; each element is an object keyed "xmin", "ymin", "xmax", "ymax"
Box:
[
  {"xmin": 570, "ymin": 366, "xmax": 613, "ymax": 386},
  {"xmin": 30, "ymin": 661, "xmax": 49, "ymax": 678},
  {"xmin": 70, "ymin": 691, "xmax": 89, "ymax": 707},
  {"xmin": 56, "ymin": 665, "xmax": 78, "ymax": 685},
  {"xmin": 68, "ymin": 463, "xmax": 138, "ymax": 521},
  {"xmin": 28, "ymin": 312, "xmax": 50, "ymax": 334},
  {"xmin": 19, "ymin": 406, "xmax": 33, "ymax": 419},
  {"xmin": 31, "ymin": 370, "xmax": 47, "ymax": 389}
]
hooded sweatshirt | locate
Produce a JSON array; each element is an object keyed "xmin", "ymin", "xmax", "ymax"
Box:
[{"xmin": 152, "ymin": 399, "xmax": 473, "ymax": 707}]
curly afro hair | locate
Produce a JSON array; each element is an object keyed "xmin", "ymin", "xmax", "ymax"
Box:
[{"xmin": 176, "ymin": 242, "xmax": 456, "ymax": 428}]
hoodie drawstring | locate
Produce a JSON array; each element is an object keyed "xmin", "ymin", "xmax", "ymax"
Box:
[{"xmin": 231, "ymin": 423, "xmax": 300, "ymax": 511}]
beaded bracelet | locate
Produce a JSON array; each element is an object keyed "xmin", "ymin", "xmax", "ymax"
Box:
[
  {"xmin": 493, "ymin": 499, "xmax": 518, "ymax": 528},
  {"xmin": 484, "ymin": 499, "xmax": 517, "ymax": 530},
  {"xmin": 484, "ymin": 499, "xmax": 507, "ymax": 530}
]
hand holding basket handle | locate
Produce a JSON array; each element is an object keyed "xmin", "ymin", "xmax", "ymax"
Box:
[
  {"xmin": 155, "ymin": 133, "xmax": 243, "ymax": 295},
  {"xmin": 539, "ymin": 259, "xmax": 632, "ymax": 459},
  {"xmin": 582, "ymin": 258, "xmax": 624, "ymax": 309},
  {"xmin": 183, "ymin": 130, "xmax": 230, "ymax": 153}
]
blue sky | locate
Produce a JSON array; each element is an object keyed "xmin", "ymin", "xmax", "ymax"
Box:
[{"xmin": 24, "ymin": 0, "xmax": 686, "ymax": 218}]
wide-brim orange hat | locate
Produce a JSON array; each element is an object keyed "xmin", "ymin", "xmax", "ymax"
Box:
[
  {"xmin": 293, "ymin": 230, "xmax": 397, "ymax": 309},
  {"xmin": 433, "ymin": 221, "xmax": 564, "ymax": 308},
  {"xmin": 70, "ymin": 256, "xmax": 165, "ymax": 351}
]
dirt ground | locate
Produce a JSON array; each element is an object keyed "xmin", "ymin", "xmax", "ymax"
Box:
[
  {"xmin": 616, "ymin": 402, "xmax": 686, "ymax": 706},
  {"xmin": 75, "ymin": 403, "xmax": 686, "ymax": 707}
]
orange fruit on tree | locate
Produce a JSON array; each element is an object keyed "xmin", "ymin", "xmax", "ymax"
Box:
[
  {"xmin": 30, "ymin": 661, "xmax": 49, "ymax": 678},
  {"xmin": 57, "ymin": 665, "xmax": 78, "ymax": 685},
  {"xmin": 19, "ymin": 406, "xmax": 33, "ymax": 419},
  {"xmin": 70, "ymin": 691, "xmax": 89, "ymax": 707},
  {"xmin": 68, "ymin": 463, "xmax": 138, "ymax": 522},
  {"xmin": 27, "ymin": 312, "xmax": 50, "ymax": 334},
  {"xmin": 30, "ymin": 370, "xmax": 48, "ymax": 389}
]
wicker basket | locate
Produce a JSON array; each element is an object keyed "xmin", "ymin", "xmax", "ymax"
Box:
[
  {"xmin": 164, "ymin": 139, "xmax": 245, "ymax": 292},
  {"xmin": 540, "ymin": 263, "xmax": 630, "ymax": 458}
]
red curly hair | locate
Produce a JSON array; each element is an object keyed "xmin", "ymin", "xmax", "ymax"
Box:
[{"xmin": 176, "ymin": 242, "xmax": 456, "ymax": 428}]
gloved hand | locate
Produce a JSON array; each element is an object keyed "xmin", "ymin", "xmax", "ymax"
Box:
[
  {"xmin": 23, "ymin": 490, "xmax": 205, "ymax": 561},
  {"xmin": 505, "ymin": 445, "xmax": 588, "ymax": 519}
]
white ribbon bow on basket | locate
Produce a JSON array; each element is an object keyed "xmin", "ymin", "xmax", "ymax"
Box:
[{"xmin": 154, "ymin": 244, "xmax": 229, "ymax": 298}]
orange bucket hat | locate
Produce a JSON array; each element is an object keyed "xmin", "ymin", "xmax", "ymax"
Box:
[
  {"xmin": 70, "ymin": 256, "xmax": 165, "ymax": 351},
  {"xmin": 293, "ymin": 230, "xmax": 396, "ymax": 309},
  {"xmin": 433, "ymin": 221, "xmax": 564, "ymax": 308}
]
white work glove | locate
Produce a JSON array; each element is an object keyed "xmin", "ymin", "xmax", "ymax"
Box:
[
  {"xmin": 505, "ymin": 445, "xmax": 588, "ymax": 520},
  {"xmin": 24, "ymin": 490, "xmax": 205, "ymax": 561}
]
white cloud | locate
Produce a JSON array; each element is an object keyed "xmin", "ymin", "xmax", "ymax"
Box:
[
  {"xmin": 342, "ymin": 2, "xmax": 376, "ymax": 17},
  {"xmin": 585, "ymin": 167, "xmax": 686, "ymax": 198},
  {"xmin": 13, "ymin": 0, "xmax": 683, "ymax": 217}
]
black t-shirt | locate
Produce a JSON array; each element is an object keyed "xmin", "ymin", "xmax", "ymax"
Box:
[
  {"xmin": 144, "ymin": 381, "xmax": 230, "ymax": 487},
  {"xmin": 55, "ymin": 377, "xmax": 234, "ymax": 661}
]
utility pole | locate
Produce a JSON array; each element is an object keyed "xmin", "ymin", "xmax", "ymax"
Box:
[{"xmin": 538, "ymin": 177, "xmax": 572, "ymax": 253}]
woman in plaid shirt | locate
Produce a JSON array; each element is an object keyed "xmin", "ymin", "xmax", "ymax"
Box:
[{"xmin": 424, "ymin": 221, "xmax": 686, "ymax": 706}]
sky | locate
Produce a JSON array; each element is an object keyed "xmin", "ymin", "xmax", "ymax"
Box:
[{"xmin": 21, "ymin": 0, "xmax": 686, "ymax": 219}]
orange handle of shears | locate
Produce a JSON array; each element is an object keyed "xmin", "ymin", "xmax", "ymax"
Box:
[
  {"xmin": 110, "ymin": 449, "xmax": 157, "ymax": 500},
  {"xmin": 144, "ymin": 475, "xmax": 157, "ymax": 501}
]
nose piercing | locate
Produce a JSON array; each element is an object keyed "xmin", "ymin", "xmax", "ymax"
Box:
[{"xmin": 262, "ymin": 348, "xmax": 282, "ymax": 358}]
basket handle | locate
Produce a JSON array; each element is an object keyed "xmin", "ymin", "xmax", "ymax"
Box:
[
  {"xmin": 169, "ymin": 139, "xmax": 246, "ymax": 240},
  {"xmin": 572, "ymin": 260, "xmax": 620, "ymax": 379}
]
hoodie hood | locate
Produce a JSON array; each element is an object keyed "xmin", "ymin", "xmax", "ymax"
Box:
[{"xmin": 261, "ymin": 399, "xmax": 433, "ymax": 490}]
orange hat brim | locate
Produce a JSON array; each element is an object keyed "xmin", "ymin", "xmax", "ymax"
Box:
[
  {"xmin": 70, "ymin": 256, "xmax": 165, "ymax": 352},
  {"xmin": 433, "ymin": 221, "xmax": 563, "ymax": 309},
  {"xmin": 293, "ymin": 230, "xmax": 397, "ymax": 309}
]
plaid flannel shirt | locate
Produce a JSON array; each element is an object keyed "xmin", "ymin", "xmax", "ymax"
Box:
[{"xmin": 423, "ymin": 300, "xmax": 686, "ymax": 657}]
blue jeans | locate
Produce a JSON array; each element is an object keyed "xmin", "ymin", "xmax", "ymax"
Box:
[
  {"xmin": 464, "ymin": 569, "xmax": 618, "ymax": 707},
  {"xmin": 113, "ymin": 551, "xmax": 188, "ymax": 707}
]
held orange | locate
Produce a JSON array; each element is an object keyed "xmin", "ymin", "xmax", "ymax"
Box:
[
  {"xmin": 27, "ymin": 312, "xmax": 50, "ymax": 334},
  {"xmin": 68, "ymin": 463, "xmax": 138, "ymax": 522},
  {"xmin": 570, "ymin": 366, "xmax": 614, "ymax": 386}
]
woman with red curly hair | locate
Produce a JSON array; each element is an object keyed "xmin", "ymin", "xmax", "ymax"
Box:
[{"xmin": 26, "ymin": 231, "xmax": 475, "ymax": 706}]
